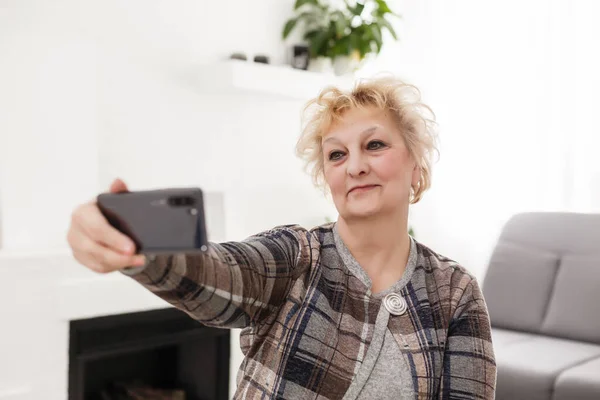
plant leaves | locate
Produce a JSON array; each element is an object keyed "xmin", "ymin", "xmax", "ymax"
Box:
[
  {"xmin": 294, "ymin": 0, "xmax": 318, "ymax": 10},
  {"xmin": 303, "ymin": 30, "xmax": 320, "ymax": 40},
  {"xmin": 349, "ymin": 2, "xmax": 365, "ymax": 16},
  {"xmin": 309, "ymin": 29, "xmax": 331, "ymax": 57},
  {"xmin": 349, "ymin": 32, "xmax": 360, "ymax": 52},
  {"xmin": 374, "ymin": 0, "xmax": 392, "ymax": 15},
  {"xmin": 378, "ymin": 17, "xmax": 398, "ymax": 40},
  {"xmin": 282, "ymin": 18, "xmax": 298, "ymax": 39},
  {"xmin": 370, "ymin": 23, "xmax": 382, "ymax": 44},
  {"xmin": 359, "ymin": 41, "xmax": 370, "ymax": 58},
  {"xmin": 369, "ymin": 24, "xmax": 383, "ymax": 53},
  {"xmin": 331, "ymin": 35, "xmax": 351, "ymax": 57},
  {"xmin": 296, "ymin": 11, "xmax": 320, "ymax": 30},
  {"xmin": 331, "ymin": 10, "xmax": 348, "ymax": 38}
]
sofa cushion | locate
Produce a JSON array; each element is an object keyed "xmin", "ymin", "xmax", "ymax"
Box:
[
  {"xmin": 483, "ymin": 242, "xmax": 559, "ymax": 333},
  {"xmin": 491, "ymin": 327, "xmax": 535, "ymax": 346},
  {"xmin": 494, "ymin": 335, "xmax": 600, "ymax": 400},
  {"xmin": 541, "ymin": 255, "xmax": 600, "ymax": 344},
  {"xmin": 554, "ymin": 356, "xmax": 600, "ymax": 400},
  {"xmin": 492, "ymin": 212, "xmax": 600, "ymax": 254}
]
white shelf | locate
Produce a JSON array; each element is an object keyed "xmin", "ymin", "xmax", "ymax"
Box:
[
  {"xmin": 0, "ymin": 386, "xmax": 31, "ymax": 400},
  {"xmin": 194, "ymin": 60, "xmax": 355, "ymax": 101},
  {"xmin": 56, "ymin": 274, "xmax": 171, "ymax": 321}
]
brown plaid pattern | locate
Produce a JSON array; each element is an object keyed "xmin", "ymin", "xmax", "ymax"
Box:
[{"xmin": 123, "ymin": 223, "xmax": 496, "ymax": 399}]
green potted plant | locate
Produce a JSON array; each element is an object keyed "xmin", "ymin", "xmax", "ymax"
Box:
[{"xmin": 282, "ymin": 0, "xmax": 400, "ymax": 75}]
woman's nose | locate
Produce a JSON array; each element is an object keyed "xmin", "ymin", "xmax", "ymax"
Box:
[{"xmin": 346, "ymin": 152, "xmax": 369, "ymax": 177}]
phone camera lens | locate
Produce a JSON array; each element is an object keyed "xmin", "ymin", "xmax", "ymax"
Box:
[
  {"xmin": 182, "ymin": 196, "xmax": 195, "ymax": 206},
  {"xmin": 168, "ymin": 196, "xmax": 195, "ymax": 207}
]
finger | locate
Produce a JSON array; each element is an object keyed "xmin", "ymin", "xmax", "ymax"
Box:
[
  {"xmin": 75, "ymin": 252, "xmax": 147, "ymax": 274},
  {"xmin": 109, "ymin": 178, "xmax": 129, "ymax": 194},
  {"xmin": 72, "ymin": 203, "xmax": 136, "ymax": 255},
  {"xmin": 73, "ymin": 236, "xmax": 146, "ymax": 273}
]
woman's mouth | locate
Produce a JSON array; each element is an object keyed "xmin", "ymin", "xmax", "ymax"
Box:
[{"xmin": 348, "ymin": 185, "xmax": 379, "ymax": 194}]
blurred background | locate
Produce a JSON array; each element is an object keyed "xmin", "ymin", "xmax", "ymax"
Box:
[{"xmin": 1, "ymin": 0, "xmax": 599, "ymax": 399}]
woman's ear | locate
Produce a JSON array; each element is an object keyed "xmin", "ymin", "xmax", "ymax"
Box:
[{"xmin": 411, "ymin": 163, "xmax": 421, "ymax": 189}]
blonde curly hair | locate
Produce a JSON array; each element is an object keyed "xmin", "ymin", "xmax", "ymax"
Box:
[{"xmin": 295, "ymin": 75, "xmax": 439, "ymax": 204}]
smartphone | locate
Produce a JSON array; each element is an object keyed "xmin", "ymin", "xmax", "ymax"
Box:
[{"xmin": 97, "ymin": 187, "xmax": 209, "ymax": 254}]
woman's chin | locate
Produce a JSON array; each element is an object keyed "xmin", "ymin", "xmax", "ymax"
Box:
[
  {"xmin": 343, "ymin": 204, "xmax": 382, "ymax": 220},
  {"xmin": 338, "ymin": 198, "xmax": 405, "ymax": 221}
]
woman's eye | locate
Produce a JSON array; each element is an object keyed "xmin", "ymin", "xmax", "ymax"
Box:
[
  {"xmin": 328, "ymin": 151, "xmax": 344, "ymax": 161},
  {"xmin": 367, "ymin": 140, "xmax": 386, "ymax": 150}
]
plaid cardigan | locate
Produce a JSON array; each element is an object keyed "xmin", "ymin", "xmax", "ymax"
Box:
[{"xmin": 122, "ymin": 223, "xmax": 496, "ymax": 399}]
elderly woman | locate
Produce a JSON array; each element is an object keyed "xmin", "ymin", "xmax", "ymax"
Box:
[{"xmin": 67, "ymin": 76, "xmax": 496, "ymax": 399}]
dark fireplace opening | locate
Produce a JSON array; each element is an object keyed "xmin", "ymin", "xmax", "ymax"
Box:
[{"xmin": 69, "ymin": 308, "xmax": 230, "ymax": 400}]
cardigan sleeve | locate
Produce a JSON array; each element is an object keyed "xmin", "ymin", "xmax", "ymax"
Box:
[
  {"xmin": 439, "ymin": 277, "xmax": 497, "ymax": 399},
  {"xmin": 120, "ymin": 224, "xmax": 317, "ymax": 329}
]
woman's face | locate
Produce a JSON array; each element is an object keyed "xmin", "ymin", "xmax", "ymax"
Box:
[{"xmin": 322, "ymin": 107, "xmax": 420, "ymax": 221}]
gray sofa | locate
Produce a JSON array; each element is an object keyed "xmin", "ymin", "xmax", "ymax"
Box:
[{"xmin": 482, "ymin": 212, "xmax": 600, "ymax": 400}]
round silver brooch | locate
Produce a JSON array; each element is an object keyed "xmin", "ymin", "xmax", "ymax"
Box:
[{"xmin": 383, "ymin": 293, "xmax": 407, "ymax": 316}]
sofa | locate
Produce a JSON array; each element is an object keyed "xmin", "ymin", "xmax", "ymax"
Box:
[{"xmin": 482, "ymin": 212, "xmax": 600, "ymax": 400}]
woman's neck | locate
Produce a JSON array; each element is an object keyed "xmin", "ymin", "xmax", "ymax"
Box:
[{"xmin": 336, "ymin": 211, "xmax": 411, "ymax": 285}]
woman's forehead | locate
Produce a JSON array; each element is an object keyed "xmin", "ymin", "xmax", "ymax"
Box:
[{"xmin": 322, "ymin": 108, "xmax": 396, "ymax": 140}]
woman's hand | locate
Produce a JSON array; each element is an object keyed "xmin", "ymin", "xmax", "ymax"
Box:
[{"xmin": 66, "ymin": 178, "xmax": 147, "ymax": 273}]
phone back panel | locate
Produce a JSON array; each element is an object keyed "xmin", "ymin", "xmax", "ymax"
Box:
[{"xmin": 97, "ymin": 188, "xmax": 208, "ymax": 254}]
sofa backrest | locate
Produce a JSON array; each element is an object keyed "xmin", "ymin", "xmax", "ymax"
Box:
[{"xmin": 482, "ymin": 212, "xmax": 600, "ymax": 344}]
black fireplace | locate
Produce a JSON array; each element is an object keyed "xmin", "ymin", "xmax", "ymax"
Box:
[{"xmin": 68, "ymin": 308, "xmax": 230, "ymax": 400}]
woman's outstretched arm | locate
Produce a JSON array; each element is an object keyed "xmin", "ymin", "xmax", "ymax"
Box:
[{"xmin": 121, "ymin": 224, "xmax": 317, "ymax": 329}]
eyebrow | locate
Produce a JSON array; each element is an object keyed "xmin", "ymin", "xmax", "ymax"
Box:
[{"xmin": 323, "ymin": 126, "xmax": 378, "ymax": 144}]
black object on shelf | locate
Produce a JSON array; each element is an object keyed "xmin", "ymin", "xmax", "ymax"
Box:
[
  {"xmin": 253, "ymin": 55, "xmax": 270, "ymax": 64},
  {"xmin": 229, "ymin": 52, "xmax": 247, "ymax": 61},
  {"xmin": 291, "ymin": 45, "xmax": 309, "ymax": 70}
]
